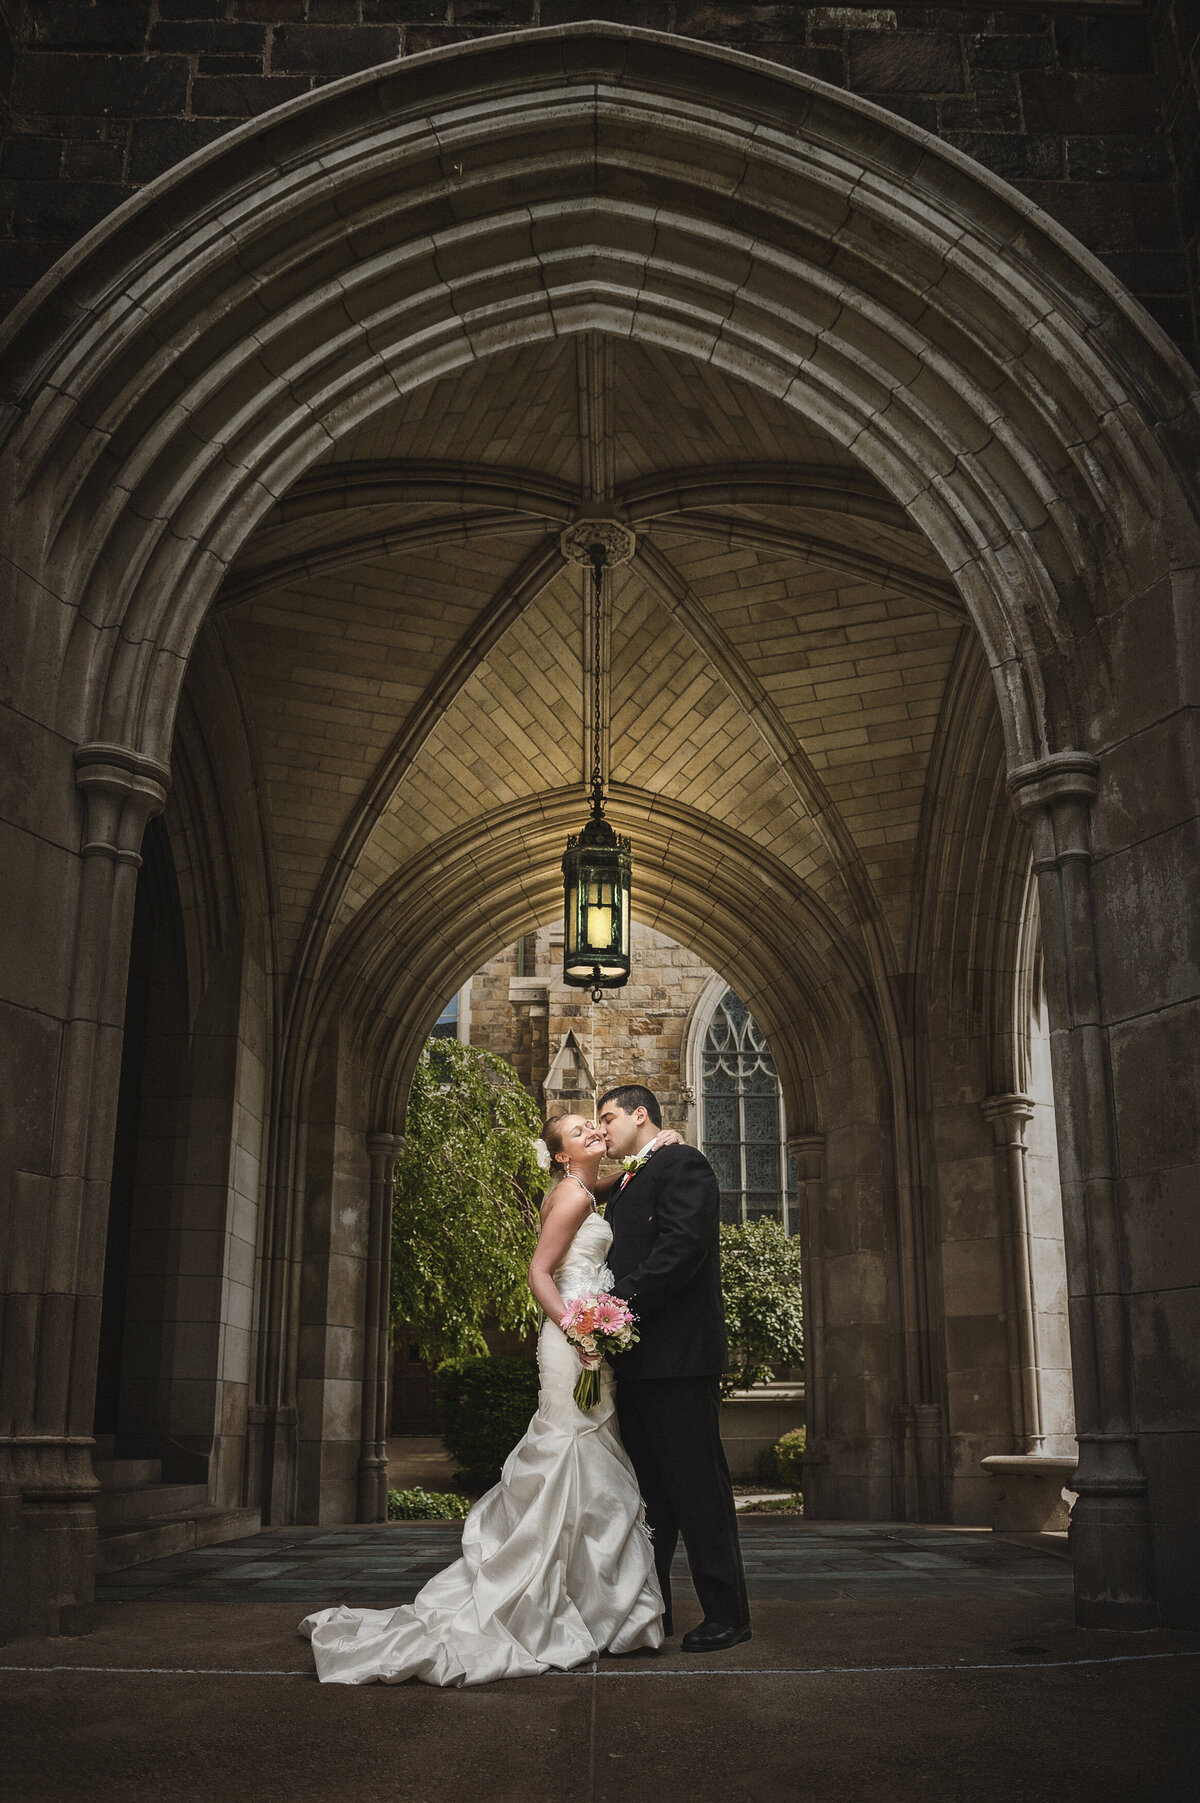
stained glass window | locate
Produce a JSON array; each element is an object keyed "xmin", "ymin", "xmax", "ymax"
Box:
[{"xmin": 701, "ymin": 989, "xmax": 794, "ymax": 1228}]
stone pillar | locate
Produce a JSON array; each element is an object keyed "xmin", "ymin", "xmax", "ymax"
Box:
[
  {"xmin": 786, "ymin": 1133, "xmax": 827, "ymax": 1512},
  {"xmin": 980, "ymin": 1094, "xmax": 1044, "ymax": 1453},
  {"xmin": 1008, "ymin": 752, "xmax": 1155, "ymax": 1627},
  {"xmin": 0, "ymin": 743, "xmax": 167, "ymax": 1638},
  {"xmin": 358, "ymin": 1132, "xmax": 404, "ymax": 1523}
]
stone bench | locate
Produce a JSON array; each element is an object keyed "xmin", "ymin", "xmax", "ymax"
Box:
[{"xmin": 980, "ymin": 1454, "xmax": 1078, "ymax": 1532}]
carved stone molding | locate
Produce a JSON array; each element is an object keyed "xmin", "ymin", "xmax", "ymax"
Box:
[
  {"xmin": 1007, "ymin": 752, "xmax": 1099, "ymax": 869},
  {"xmin": 559, "ymin": 519, "xmax": 636, "ymax": 567},
  {"xmin": 74, "ymin": 742, "xmax": 171, "ymax": 864}
]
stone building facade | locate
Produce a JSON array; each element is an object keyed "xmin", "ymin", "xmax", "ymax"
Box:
[
  {"xmin": 1, "ymin": 11, "xmax": 1199, "ymax": 1646},
  {"xmin": 461, "ymin": 923, "xmax": 719, "ymax": 1142}
]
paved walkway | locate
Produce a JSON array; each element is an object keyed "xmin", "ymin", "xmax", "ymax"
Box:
[
  {"xmin": 2, "ymin": 1522, "xmax": 1197, "ymax": 1803},
  {"xmin": 92, "ymin": 1519, "xmax": 1074, "ymax": 1607}
]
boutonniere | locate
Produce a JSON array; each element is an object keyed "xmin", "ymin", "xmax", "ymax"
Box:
[{"xmin": 621, "ymin": 1137, "xmax": 660, "ymax": 1178}]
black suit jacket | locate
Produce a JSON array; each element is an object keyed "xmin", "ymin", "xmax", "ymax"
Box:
[{"xmin": 606, "ymin": 1143, "xmax": 729, "ymax": 1380}]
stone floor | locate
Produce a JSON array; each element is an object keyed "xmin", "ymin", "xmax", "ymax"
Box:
[
  {"xmin": 2, "ymin": 1521, "xmax": 1197, "ymax": 1803},
  {"xmin": 89, "ymin": 1519, "xmax": 1076, "ymax": 1606}
]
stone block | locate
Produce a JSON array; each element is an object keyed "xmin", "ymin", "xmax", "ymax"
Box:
[
  {"xmin": 965, "ymin": 30, "xmax": 1054, "ymax": 74},
  {"xmin": 0, "ymin": 136, "xmax": 63, "ymax": 178},
  {"xmin": 11, "ymin": 51, "xmax": 189, "ymax": 115},
  {"xmin": 1093, "ymin": 821, "xmax": 1200, "ymax": 1021},
  {"xmin": 1066, "ymin": 135, "xmax": 1173, "ymax": 184},
  {"xmin": 847, "ymin": 26, "xmax": 964, "ymax": 92},
  {"xmin": 360, "ymin": 1, "xmax": 445, "ymax": 19},
  {"xmin": 1017, "ymin": 180, "xmax": 1180, "ymax": 254},
  {"xmin": 25, "ymin": 2, "xmax": 151, "ymax": 52},
  {"xmin": 944, "ymin": 132, "xmax": 1064, "ymax": 182},
  {"xmin": 1055, "ymin": 13, "xmax": 1153, "ymax": 77},
  {"xmin": 1093, "ymin": 713, "xmax": 1200, "ymax": 861},
  {"xmin": 148, "ymin": 20, "xmax": 266, "ymax": 56},
  {"xmin": 541, "ymin": 0, "xmax": 670, "ymax": 28},
  {"xmin": 1129, "ymin": 1287, "xmax": 1200, "ymax": 1433},
  {"xmin": 190, "ymin": 73, "xmax": 311, "ymax": 115},
  {"xmin": 1109, "ymin": 999, "xmax": 1200, "ymax": 1178},
  {"xmin": 271, "ymin": 23, "xmax": 400, "ymax": 74},
  {"xmin": 939, "ymin": 1238, "xmax": 1004, "ymax": 1316},
  {"xmin": 1020, "ymin": 72, "xmax": 1155, "ymax": 137},
  {"xmin": 981, "ymin": 1454, "xmax": 1076, "ymax": 1531}
]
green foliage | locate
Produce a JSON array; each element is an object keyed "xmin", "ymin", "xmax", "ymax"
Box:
[
  {"xmin": 437, "ymin": 1354, "xmax": 541, "ymax": 1492},
  {"xmin": 391, "ymin": 1038, "xmax": 545, "ymax": 1366},
  {"xmin": 719, "ymin": 1218, "xmax": 805, "ymax": 1399},
  {"xmin": 772, "ymin": 1426, "xmax": 807, "ymax": 1487},
  {"xmin": 387, "ymin": 1487, "xmax": 472, "ymax": 1521}
]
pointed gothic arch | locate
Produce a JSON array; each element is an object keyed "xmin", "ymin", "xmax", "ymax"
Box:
[{"xmin": 1, "ymin": 23, "xmax": 1198, "ymax": 1640}]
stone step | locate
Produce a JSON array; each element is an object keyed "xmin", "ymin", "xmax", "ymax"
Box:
[
  {"xmin": 95, "ymin": 1482, "xmax": 209, "ymax": 1529},
  {"xmin": 97, "ymin": 1505, "xmax": 262, "ymax": 1575},
  {"xmin": 93, "ymin": 1458, "xmax": 163, "ymax": 1491}
]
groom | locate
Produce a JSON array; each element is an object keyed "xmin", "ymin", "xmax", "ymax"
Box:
[{"xmin": 599, "ymin": 1083, "xmax": 750, "ymax": 1652}]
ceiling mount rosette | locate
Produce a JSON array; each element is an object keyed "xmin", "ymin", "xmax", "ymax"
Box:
[{"xmin": 559, "ymin": 519, "xmax": 637, "ymax": 568}]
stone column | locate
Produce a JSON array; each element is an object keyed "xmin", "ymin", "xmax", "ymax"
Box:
[
  {"xmin": 786, "ymin": 1133, "xmax": 827, "ymax": 1511},
  {"xmin": 0, "ymin": 744, "xmax": 167, "ymax": 1637},
  {"xmin": 1008, "ymin": 752, "xmax": 1155, "ymax": 1627},
  {"xmin": 357, "ymin": 1132, "xmax": 404, "ymax": 1522},
  {"xmin": 980, "ymin": 1093, "xmax": 1043, "ymax": 1453}
]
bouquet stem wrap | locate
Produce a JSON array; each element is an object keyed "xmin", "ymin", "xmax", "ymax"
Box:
[{"xmin": 558, "ymin": 1293, "xmax": 639, "ymax": 1411}]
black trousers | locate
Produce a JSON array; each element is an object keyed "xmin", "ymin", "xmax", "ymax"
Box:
[{"xmin": 615, "ymin": 1375, "xmax": 749, "ymax": 1630}]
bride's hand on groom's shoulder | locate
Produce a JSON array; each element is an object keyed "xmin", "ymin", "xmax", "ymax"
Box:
[{"xmin": 657, "ymin": 1129, "xmax": 686, "ymax": 1149}]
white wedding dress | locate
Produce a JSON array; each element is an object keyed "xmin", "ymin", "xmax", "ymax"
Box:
[{"xmin": 300, "ymin": 1209, "xmax": 664, "ymax": 1685}]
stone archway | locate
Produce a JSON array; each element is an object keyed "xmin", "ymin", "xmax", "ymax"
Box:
[{"xmin": 2, "ymin": 24, "xmax": 1198, "ymax": 1639}]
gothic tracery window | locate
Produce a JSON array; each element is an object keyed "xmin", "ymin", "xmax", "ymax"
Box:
[{"xmin": 701, "ymin": 988, "xmax": 793, "ymax": 1229}]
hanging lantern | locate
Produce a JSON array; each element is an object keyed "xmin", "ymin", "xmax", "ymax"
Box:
[{"xmin": 559, "ymin": 522, "xmax": 636, "ymax": 1003}]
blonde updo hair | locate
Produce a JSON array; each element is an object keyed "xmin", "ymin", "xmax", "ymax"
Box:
[{"xmin": 541, "ymin": 1115, "xmax": 572, "ymax": 1181}]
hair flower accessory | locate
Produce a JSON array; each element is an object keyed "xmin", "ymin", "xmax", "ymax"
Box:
[{"xmin": 533, "ymin": 1137, "xmax": 552, "ymax": 1172}]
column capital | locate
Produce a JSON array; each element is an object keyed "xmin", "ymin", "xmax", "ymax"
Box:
[
  {"xmin": 981, "ymin": 1093, "xmax": 1035, "ymax": 1146},
  {"xmin": 786, "ymin": 1132, "xmax": 826, "ymax": 1157},
  {"xmin": 1007, "ymin": 751, "xmax": 1098, "ymax": 869},
  {"xmin": 74, "ymin": 742, "xmax": 170, "ymax": 864},
  {"xmin": 1006, "ymin": 750, "xmax": 1099, "ymax": 811},
  {"xmin": 366, "ymin": 1131, "xmax": 404, "ymax": 1162}
]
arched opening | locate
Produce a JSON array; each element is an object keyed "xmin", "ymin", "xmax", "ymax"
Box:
[{"xmin": 2, "ymin": 24, "xmax": 1197, "ymax": 1636}]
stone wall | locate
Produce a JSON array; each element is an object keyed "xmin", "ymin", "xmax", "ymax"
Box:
[
  {"xmin": 0, "ymin": 1, "xmax": 1193, "ymax": 366},
  {"xmin": 1150, "ymin": 0, "xmax": 1200, "ymax": 366},
  {"xmin": 463, "ymin": 920, "xmax": 723, "ymax": 1143}
]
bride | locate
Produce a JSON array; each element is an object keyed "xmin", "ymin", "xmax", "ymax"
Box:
[{"xmin": 300, "ymin": 1112, "xmax": 666, "ymax": 1685}]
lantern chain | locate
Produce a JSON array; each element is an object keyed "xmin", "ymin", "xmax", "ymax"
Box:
[{"xmin": 588, "ymin": 543, "xmax": 606, "ymax": 812}]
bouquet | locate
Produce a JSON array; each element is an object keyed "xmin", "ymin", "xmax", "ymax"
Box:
[{"xmin": 559, "ymin": 1292, "xmax": 639, "ymax": 1410}]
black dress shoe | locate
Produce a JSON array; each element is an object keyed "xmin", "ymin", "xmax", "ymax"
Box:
[{"xmin": 680, "ymin": 1620, "xmax": 752, "ymax": 1653}]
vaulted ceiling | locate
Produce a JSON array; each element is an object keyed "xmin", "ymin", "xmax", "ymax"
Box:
[{"xmin": 202, "ymin": 332, "xmax": 972, "ymax": 1009}]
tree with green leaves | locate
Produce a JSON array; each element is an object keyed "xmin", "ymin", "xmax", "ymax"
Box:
[
  {"xmin": 719, "ymin": 1218, "xmax": 804, "ymax": 1398},
  {"xmin": 390, "ymin": 1037, "xmax": 546, "ymax": 1366}
]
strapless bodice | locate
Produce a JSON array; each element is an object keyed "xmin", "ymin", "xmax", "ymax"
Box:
[{"xmin": 554, "ymin": 1209, "xmax": 614, "ymax": 1300}]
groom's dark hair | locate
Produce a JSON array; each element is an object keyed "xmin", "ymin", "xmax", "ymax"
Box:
[{"xmin": 598, "ymin": 1084, "xmax": 662, "ymax": 1127}]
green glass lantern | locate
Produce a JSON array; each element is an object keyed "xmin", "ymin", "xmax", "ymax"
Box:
[
  {"xmin": 561, "ymin": 537, "xmax": 633, "ymax": 1003},
  {"xmin": 563, "ymin": 798, "xmax": 632, "ymax": 1001}
]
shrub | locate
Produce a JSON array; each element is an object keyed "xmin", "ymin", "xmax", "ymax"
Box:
[
  {"xmin": 391, "ymin": 1039, "xmax": 545, "ymax": 1367},
  {"xmin": 437, "ymin": 1354, "xmax": 540, "ymax": 1491},
  {"xmin": 772, "ymin": 1426, "xmax": 806, "ymax": 1488},
  {"xmin": 753, "ymin": 1441, "xmax": 781, "ymax": 1483},
  {"xmin": 387, "ymin": 1486, "xmax": 472, "ymax": 1521},
  {"xmin": 719, "ymin": 1218, "xmax": 804, "ymax": 1398}
]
